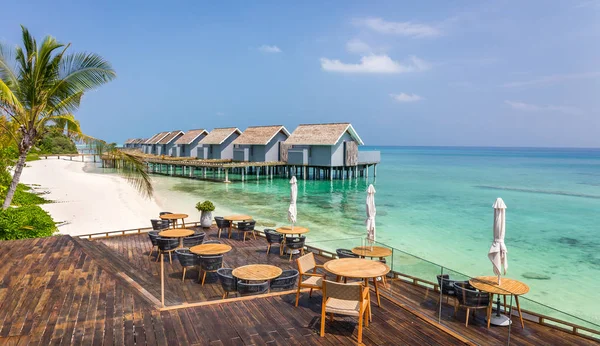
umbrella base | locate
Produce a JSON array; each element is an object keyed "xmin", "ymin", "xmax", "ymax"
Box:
[{"xmin": 488, "ymin": 314, "xmax": 512, "ymax": 326}]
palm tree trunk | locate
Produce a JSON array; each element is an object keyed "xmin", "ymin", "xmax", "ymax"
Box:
[{"xmin": 2, "ymin": 150, "xmax": 29, "ymax": 210}]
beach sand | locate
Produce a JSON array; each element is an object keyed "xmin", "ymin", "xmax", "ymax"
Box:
[{"xmin": 20, "ymin": 158, "xmax": 163, "ymax": 236}]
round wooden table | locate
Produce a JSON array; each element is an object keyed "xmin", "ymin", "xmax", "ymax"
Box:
[
  {"xmin": 276, "ymin": 226, "xmax": 309, "ymax": 236},
  {"xmin": 224, "ymin": 215, "xmax": 253, "ymax": 222},
  {"xmin": 324, "ymin": 258, "xmax": 390, "ymax": 307},
  {"xmin": 352, "ymin": 246, "xmax": 392, "ymax": 259},
  {"xmin": 232, "ymin": 264, "xmax": 282, "ymax": 292},
  {"xmin": 190, "ymin": 243, "xmax": 232, "ymax": 256},
  {"xmin": 276, "ymin": 226, "xmax": 309, "ymax": 254},
  {"xmin": 160, "ymin": 213, "xmax": 189, "ymax": 228},
  {"xmin": 158, "ymin": 229, "xmax": 195, "ymax": 247},
  {"xmin": 469, "ymin": 276, "xmax": 530, "ymax": 329}
]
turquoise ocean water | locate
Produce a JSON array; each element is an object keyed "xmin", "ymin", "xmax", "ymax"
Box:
[{"xmin": 96, "ymin": 146, "xmax": 600, "ymax": 325}]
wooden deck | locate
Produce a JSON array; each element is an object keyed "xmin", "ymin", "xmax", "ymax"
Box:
[{"xmin": 0, "ymin": 231, "xmax": 597, "ymax": 345}]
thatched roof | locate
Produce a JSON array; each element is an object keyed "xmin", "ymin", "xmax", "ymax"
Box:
[
  {"xmin": 134, "ymin": 138, "xmax": 147, "ymax": 144},
  {"xmin": 284, "ymin": 123, "xmax": 364, "ymax": 145},
  {"xmin": 124, "ymin": 138, "xmax": 136, "ymax": 144},
  {"xmin": 145, "ymin": 131, "xmax": 170, "ymax": 145},
  {"xmin": 175, "ymin": 129, "xmax": 208, "ymax": 145},
  {"xmin": 199, "ymin": 127, "xmax": 241, "ymax": 145},
  {"xmin": 232, "ymin": 125, "xmax": 290, "ymax": 145},
  {"xmin": 158, "ymin": 131, "xmax": 184, "ymax": 145}
]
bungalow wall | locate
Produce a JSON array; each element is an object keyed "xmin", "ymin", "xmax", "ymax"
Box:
[
  {"xmin": 331, "ymin": 132, "xmax": 353, "ymax": 166},
  {"xmin": 216, "ymin": 133, "xmax": 239, "ymax": 160},
  {"xmin": 264, "ymin": 132, "xmax": 288, "ymax": 162},
  {"xmin": 189, "ymin": 135, "xmax": 205, "ymax": 158}
]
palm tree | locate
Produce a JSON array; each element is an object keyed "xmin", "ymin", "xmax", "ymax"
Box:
[{"xmin": 0, "ymin": 26, "xmax": 149, "ymax": 209}]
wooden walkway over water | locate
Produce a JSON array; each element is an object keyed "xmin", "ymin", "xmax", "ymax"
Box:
[{"xmin": 0, "ymin": 230, "xmax": 597, "ymax": 345}]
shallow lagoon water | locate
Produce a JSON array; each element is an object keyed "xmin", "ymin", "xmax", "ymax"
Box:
[{"xmin": 96, "ymin": 146, "xmax": 600, "ymax": 325}]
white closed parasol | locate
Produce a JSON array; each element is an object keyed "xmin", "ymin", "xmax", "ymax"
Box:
[
  {"xmin": 366, "ymin": 184, "xmax": 376, "ymax": 247},
  {"xmin": 488, "ymin": 198, "xmax": 508, "ymax": 285},
  {"xmin": 288, "ymin": 176, "xmax": 297, "ymax": 228}
]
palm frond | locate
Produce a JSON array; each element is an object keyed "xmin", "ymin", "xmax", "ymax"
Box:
[{"xmin": 104, "ymin": 149, "xmax": 154, "ymax": 199}]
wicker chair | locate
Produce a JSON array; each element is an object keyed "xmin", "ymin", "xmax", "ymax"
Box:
[
  {"xmin": 270, "ymin": 269, "xmax": 299, "ymax": 291},
  {"xmin": 183, "ymin": 233, "xmax": 205, "ymax": 248},
  {"xmin": 436, "ymin": 274, "xmax": 463, "ymax": 305},
  {"xmin": 320, "ymin": 280, "xmax": 370, "ymax": 344},
  {"xmin": 453, "ymin": 282, "xmax": 491, "ymax": 327},
  {"xmin": 156, "ymin": 237, "xmax": 179, "ymax": 263},
  {"xmin": 159, "ymin": 211, "xmax": 175, "ymax": 227},
  {"xmin": 199, "ymin": 255, "xmax": 224, "ymax": 285},
  {"xmin": 217, "ymin": 268, "xmax": 237, "ymax": 299},
  {"xmin": 214, "ymin": 217, "xmax": 231, "ymax": 238},
  {"xmin": 147, "ymin": 231, "xmax": 159, "ymax": 258},
  {"xmin": 238, "ymin": 281, "xmax": 269, "ymax": 296},
  {"xmin": 295, "ymin": 253, "xmax": 326, "ymax": 307},
  {"xmin": 175, "ymin": 248, "xmax": 200, "ymax": 282},
  {"xmin": 235, "ymin": 221, "xmax": 256, "ymax": 242},
  {"xmin": 285, "ymin": 236, "xmax": 306, "ymax": 261},
  {"xmin": 336, "ymin": 249, "xmax": 359, "ymax": 258},
  {"xmin": 264, "ymin": 229, "xmax": 284, "ymax": 255},
  {"xmin": 150, "ymin": 219, "xmax": 169, "ymax": 231},
  {"xmin": 203, "ymin": 240, "xmax": 221, "ymax": 244}
]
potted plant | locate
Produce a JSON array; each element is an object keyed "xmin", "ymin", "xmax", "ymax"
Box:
[{"xmin": 196, "ymin": 200, "xmax": 215, "ymax": 228}]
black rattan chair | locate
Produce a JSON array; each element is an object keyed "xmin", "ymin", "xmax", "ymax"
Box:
[
  {"xmin": 436, "ymin": 274, "xmax": 463, "ymax": 305},
  {"xmin": 238, "ymin": 280, "xmax": 269, "ymax": 296},
  {"xmin": 151, "ymin": 219, "xmax": 169, "ymax": 230},
  {"xmin": 214, "ymin": 217, "xmax": 231, "ymax": 238},
  {"xmin": 236, "ymin": 221, "xmax": 256, "ymax": 242},
  {"xmin": 147, "ymin": 231, "xmax": 159, "ymax": 258},
  {"xmin": 199, "ymin": 255, "xmax": 224, "ymax": 285},
  {"xmin": 156, "ymin": 237, "xmax": 179, "ymax": 263},
  {"xmin": 175, "ymin": 248, "xmax": 200, "ymax": 282},
  {"xmin": 203, "ymin": 240, "xmax": 221, "ymax": 244},
  {"xmin": 453, "ymin": 282, "xmax": 491, "ymax": 327},
  {"xmin": 285, "ymin": 236, "xmax": 306, "ymax": 261},
  {"xmin": 159, "ymin": 211, "xmax": 175, "ymax": 227},
  {"xmin": 264, "ymin": 229, "xmax": 284, "ymax": 255},
  {"xmin": 270, "ymin": 269, "xmax": 299, "ymax": 291},
  {"xmin": 336, "ymin": 249, "xmax": 359, "ymax": 258},
  {"xmin": 183, "ymin": 233, "xmax": 205, "ymax": 247},
  {"xmin": 217, "ymin": 268, "xmax": 237, "ymax": 299}
]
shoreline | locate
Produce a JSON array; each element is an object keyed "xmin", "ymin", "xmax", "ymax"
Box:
[{"xmin": 20, "ymin": 158, "xmax": 163, "ymax": 236}]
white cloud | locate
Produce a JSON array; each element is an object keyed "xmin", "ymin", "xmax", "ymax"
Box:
[
  {"xmin": 502, "ymin": 72, "xmax": 600, "ymax": 88},
  {"xmin": 355, "ymin": 17, "xmax": 441, "ymax": 38},
  {"xmin": 504, "ymin": 101, "xmax": 583, "ymax": 115},
  {"xmin": 390, "ymin": 93, "xmax": 424, "ymax": 103},
  {"xmin": 258, "ymin": 45, "xmax": 282, "ymax": 53},
  {"xmin": 346, "ymin": 39, "xmax": 372, "ymax": 54},
  {"xmin": 320, "ymin": 54, "xmax": 430, "ymax": 74}
]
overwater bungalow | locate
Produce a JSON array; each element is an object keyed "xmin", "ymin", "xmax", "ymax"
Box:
[
  {"xmin": 142, "ymin": 131, "xmax": 170, "ymax": 154},
  {"xmin": 123, "ymin": 138, "xmax": 145, "ymax": 149},
  {"xmin": 283, "ymin": 122, "xmax": 380, "ymax": 178},
  {"xmin": 173, "ymin": 129, "xmax": 208, "ymax": 157},
  {"xmin": 198, "ymin": 127, "xmax": 241, "ymax": 159},
  {"xmin": 232, "ymin": 125, "xmax": 290, "ymax": 162},
  {"xmin": 155, "ymin": 130, "xmax": 184, "ymax": 156}
]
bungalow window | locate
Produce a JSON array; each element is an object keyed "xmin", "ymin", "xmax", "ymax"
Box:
[{"xmin": 234, "ymin": 144, "xmax": 240, "ymax": 148}]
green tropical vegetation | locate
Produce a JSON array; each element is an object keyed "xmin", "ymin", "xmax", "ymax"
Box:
[
  {"xmin": 196, "ymin": 200, "xmax": 215, "ymax": 212},
  {"xmin": 0, "ymin": 26, "xmax": 153, "ymax": 240}
]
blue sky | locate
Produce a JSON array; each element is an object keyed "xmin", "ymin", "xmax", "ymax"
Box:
[{"xmin": 2, "ymin": 1, "xmax": 599, "ymax": 147}]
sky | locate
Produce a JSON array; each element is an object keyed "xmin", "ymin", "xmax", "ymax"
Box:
[{"xmin": 2, "ymin": 1, "xmax": 599, "ymax": 147}]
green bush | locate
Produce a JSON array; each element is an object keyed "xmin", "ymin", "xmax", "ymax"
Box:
[
  {"xmin": 38, "ymin": 129, "xmax": 77, "ymax": 154},
  {"xmin": 195, "ymin": 200, "xmax": 215, "ymax": 212},
  {"xmin": 0, "ymin": 205, "xmax": 57, "ymax": 240}
]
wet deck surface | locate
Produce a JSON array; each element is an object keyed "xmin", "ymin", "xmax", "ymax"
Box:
[{"xmin": 0, "ymin": 231, "xmax": 597, "ymax": 345}]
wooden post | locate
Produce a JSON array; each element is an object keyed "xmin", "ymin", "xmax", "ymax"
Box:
[
  {"xmin": 161, "ymin": 253, "xmax": 165, "ymax": 307},
  {"xmin": 330, "ymin": 167, "xmax": 333, "ymax": 180},
  {"xmin": 303, "ymin": 166, "xmax": 307, "ymax": 180},
  {"xmin": 224, "ymin": 168, "xmax": 230, "ymax": 183},
  {"xmin": 256, "ymin": 167, "xmax": 259, "ymax": 180},
  {"xmin": 241, "ymin": 168, "xmax": 245, "ymax": 181},
  {"xmin": 374, "ymin": 164, "xmax": 377, "ymax": 177}
]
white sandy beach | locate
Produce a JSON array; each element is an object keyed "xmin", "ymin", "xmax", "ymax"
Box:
[{"xmin": 20, "ymin": 158, "xmax": 164, "ymax": 236}]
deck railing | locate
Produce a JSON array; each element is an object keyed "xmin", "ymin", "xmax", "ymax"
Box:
[
  {"xmin": 75, "ymin": 227, "xmax": 600, "ymax": 343},
  {"xmin": 358, "ymin": 150, "xmax": 381, "ymax": 164}
]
